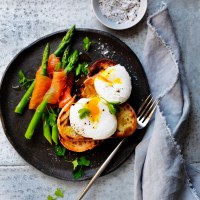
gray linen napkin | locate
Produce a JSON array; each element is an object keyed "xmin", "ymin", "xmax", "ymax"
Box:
[{"xmin": 134, "ymin": 3, "xmax": 200, "ymax": 200}]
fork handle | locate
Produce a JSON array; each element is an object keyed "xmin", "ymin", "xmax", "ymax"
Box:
[{"xmin": 77, "ymin": 138, "xmax": 126, "ymax": 200}]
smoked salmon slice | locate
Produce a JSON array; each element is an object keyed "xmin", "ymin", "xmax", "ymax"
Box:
[
  {"xmin": 47, "ymin": 54, "xmax": 61, "ymax": 75},
  {"xmin": 45, "ymin": 71, "xmax": 67, "ymax": 104},
  {"xmin": 29, "ymin": 68, "xmax": 52, "ymax": 109},
  {"xmin": 58, "ymin": 72, "xmax": 74, "ymax": 108}
]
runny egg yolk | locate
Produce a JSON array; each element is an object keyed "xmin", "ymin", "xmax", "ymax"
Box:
[
  {"xmin": 85, "ymin": 97, "xmax": 100, "ymax": 123},
  {"xmin": 97, "ymin": 68, "xmax": 122, "ymax": 86},
  {"xmin": 69, "ymin": 97, "xmax": 118, "ymax": 140}
]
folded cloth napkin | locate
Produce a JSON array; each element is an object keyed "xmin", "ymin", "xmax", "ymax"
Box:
[{"xmin": 134, "ymin": 3, "xmax": 200, "ymax": 200}]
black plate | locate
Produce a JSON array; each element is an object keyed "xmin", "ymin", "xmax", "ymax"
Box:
[{"xmin": 0, "ymin": 29, "xmax": 149, "ymax": 181}]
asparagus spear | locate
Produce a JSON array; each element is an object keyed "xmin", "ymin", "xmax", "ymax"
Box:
[
  {"xmin": 43, "ymin": 112, "xmax": 52, "ymax": 144},
  {"xmin": 15, "ymin": 43, "xmax": 50, "ymax": 114},
  {"xmin": 54, "ymin": 25, "xmax": 75, "ymax": 57},
  {"xmin": 24, "ymin": 48, "xmax": 79, "ymax": 140},
  {"xmin": 49, "ymin": 107, "xmax": 59, "ymax": 145},
  {"xmin": 65, "ymin": 50, "xmax": 79, "ymax": 73},
  {"xmin": 61, "ymin": 45, "xmax": 71, "ymax": 69},
  {"xmin": 25, "ymin": 99, "xmax": 48, "ymax": 139},
  {"xmin": 14, "ymin": 80, "xmax": 36, "ymax": 114},
  {"xmin": 44, "ymin": 108, "xmax": 59, "ymax": 145},
  {"xmin": 52, "ymin": 124, "xmax": 59, "ymax": 145},
  {"xmin": 41, "ymin": 43, "xmax": 50, "ymax": 76}
]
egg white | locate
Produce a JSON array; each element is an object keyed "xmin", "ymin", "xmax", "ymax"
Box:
[
  {"xmin": 69, "ymin": 98, "xmax": 117, "ymax": 140},
  {"xmin": 94, "ymin": 64, "xmax": 132, "ymax": 104}
]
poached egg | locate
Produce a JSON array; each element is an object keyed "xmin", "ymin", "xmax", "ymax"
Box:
[
  {"xmin": 69, "ymin": 97, "xmax": 117, "ymax": 140},
  {"xmin": 94, "ymin": 64, "xmax": 132, "ymax": 104}
]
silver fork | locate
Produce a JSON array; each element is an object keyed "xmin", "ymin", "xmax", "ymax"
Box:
[
  {"xmin": 137, "ymin": 94, "xmax": 160, "ymax": 129},
  {"xmin": 77, "ymin": 94, "xmax": 159, "ymax": 200}
]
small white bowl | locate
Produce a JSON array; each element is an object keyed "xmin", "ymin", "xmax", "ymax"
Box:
[{"xmin": 92, "ymin": 0, "xmax": 147, "ymax": 30}]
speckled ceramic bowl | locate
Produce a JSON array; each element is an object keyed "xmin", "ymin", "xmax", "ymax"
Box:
[{"xmin": 92, "ymin": 0, "xmax": 147, "ymax": 30}]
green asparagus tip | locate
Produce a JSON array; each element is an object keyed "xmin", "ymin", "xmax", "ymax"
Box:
[
  {"xmin": 64, "ymin": 50, "xmax": 79, "ymax": 74},
  {"xmin": 41, "ymin": 43, "xmax": 50, "ymax": 76},
  {"xmin": 53, "ymin": 25, "xmax": 76, "ymax": 57},
  {"xmin": 61, "ymin": 45, "xmax": 71, "ymax": 69}
]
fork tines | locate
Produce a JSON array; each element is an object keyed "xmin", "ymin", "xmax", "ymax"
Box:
[{"xmin": 137, "ymin": 94, "xmax": 159, "ymax": 123}]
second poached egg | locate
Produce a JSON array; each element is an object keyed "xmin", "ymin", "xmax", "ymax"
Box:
[
  {"xmin": 69, "ymin": 97, "xmax": 117, "ymax": 140},
  {"xmin": 94, "ymin": 64, "xmax": 132, "ymax": 104}
]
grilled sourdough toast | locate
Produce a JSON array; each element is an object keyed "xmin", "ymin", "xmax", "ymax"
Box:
[
  {"xmin": 57, "ymin": 59, "xmax": 137, "ymax": 152},
  {"xmin": 57, "ymin": 101, "xmax": 137, "ymax": 152}
]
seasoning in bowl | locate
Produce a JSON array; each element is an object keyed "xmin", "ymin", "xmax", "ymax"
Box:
[
  {"xmin": 99, "ymin": 0, "xmax": 141, "ymax": 25},
  {"xmin": 92, "ymin": 0, "xmax": 147, "ymax": 30}
]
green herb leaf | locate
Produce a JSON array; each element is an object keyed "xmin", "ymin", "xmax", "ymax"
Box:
[
  {"xmin": 18, "ymin": 70, "xmax": 26, "ymax": 85},
  {"xmin": 54, "ymin": 145, "xmax": 66, "ymax": 157},
  {"xmin": 83, "ymin": 36, "xmax": 96, "ymax": 51},
  {"xmin": 75, "ymin": 64, "xmax": 82, "ymax": 76},
  {"xmin": 47, "ymin": 108, "xmax": 57, "ymax": 126},
  {"xmin": 82, "ymin": 66, "xmax": 89, "ymax": 76},
  {"xmin": 47, "ymin": 188, "xmax": 65, "ymax": 200},
  {"xmin": 70, "ymin": 156, "xmax": 90, "ymax": 179},
  {"xmin": 47, "ymin": 195, "xmax": 56, "ymax": 200},
  {"xmin": 78, "ymin": 108, "xmax": 90, "ymax": 119},
  {"xmin": 81, "ymin": 62, "xmax": 89, "ymax": 76},
  {"xmin": 78, "ymin": 156, "xmax": 90, "ymax": 166},
  {"xmin": 55, "ymin": 188, "xmax": 64, "ymax": 198},
  {"xmin": 73, "ymin": 166, "xmax": 83, "ymax": 179},
  {"xmin": 107, "ymin": 102, "xmax": 119, "ymax": 115},
  {"xmin": 76, "ymin": 62, "xmax": 89, "ymax": 76},
  {"xmin": 72, "ymin": 158, "xmax": 79, "ymax": 170},
  {"xmin": 18, "ymin": 70, "xmax": 34, "ymax": 90},
  {"xmin": 83, "ymin": 37, "xmax": 91, "ymax": 51}
]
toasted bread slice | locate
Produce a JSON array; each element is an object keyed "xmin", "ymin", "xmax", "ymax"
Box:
[
  {"xmin": 57, "ymin": 101, "xmax": 137, "ymax": 152},
  {"xmin": 57, "ymin": 102, "xmax": 137, "ymax": 140},
  {"xmin": 81, "ymin": 76, "xmax": 97, "ymax": 98},
  {"xmin": 88, "ymin": 58, "xmax": 117, "ymax": 77},
  {"xmin": 81, "ymin": 58, "xmax": 116, "ymax": 98},
  {"xmin": 60, "ymin": 136, "xmax": 100, "ymax": 152},
  {"xmin": 114, "ymin": 103, "xmax": 137, "ymax": 137},
  {"xmin": 57, "ymin": 97, "xmax": 85, "ymax": 141}
]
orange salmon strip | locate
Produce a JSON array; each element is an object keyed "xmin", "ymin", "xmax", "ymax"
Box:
[
  {"xmin": 47, "ymin": 54, "xmax": 61, "ymax": 76},
  {"xmin": 44, "ymin": 71, "xmax": 67, "ymax": 104},
  {"xmin": 58, "ymin": 72, "xmax": 74, "ymax": 108},
  {"xmin": 29, "ymin": 68, "xmax": 52, "ymax": 109}
]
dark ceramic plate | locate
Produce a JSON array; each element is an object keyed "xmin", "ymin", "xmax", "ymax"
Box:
[{"xmin": 0, "ymin": 29, "xmax": 149, "ymax": 181}]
